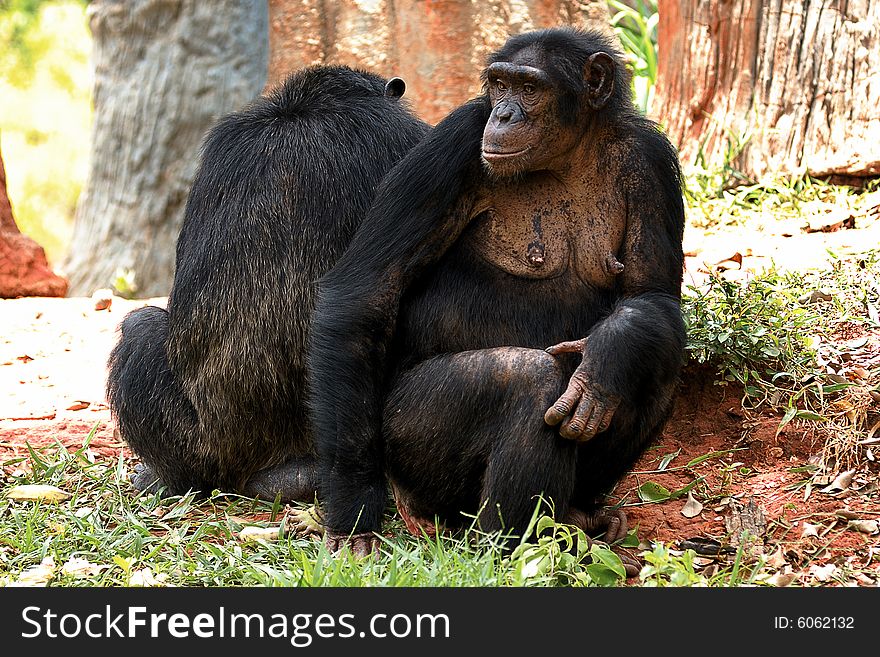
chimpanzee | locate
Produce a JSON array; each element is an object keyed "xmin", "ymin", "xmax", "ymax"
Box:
[
  {"xmin": 309, "ymin": 27, "xmax": 686, "ymax": 562},
  {"xmin": 106, "ymin": 66, "xmax": 429, "ymax": 502}
]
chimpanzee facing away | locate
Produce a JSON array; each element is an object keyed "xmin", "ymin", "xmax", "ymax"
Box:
[
  {"xmin": 107, "ymin": 67, "xmax": 429, "ymax": 501},
  {"xmin": 309, "ymin": 27, "xmax": 686, "ymax": 563}
]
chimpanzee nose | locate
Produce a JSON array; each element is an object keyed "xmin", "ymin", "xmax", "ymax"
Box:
[{"xmin": 497, "ymin": 106, "xmax": 514, "ymax": 123}]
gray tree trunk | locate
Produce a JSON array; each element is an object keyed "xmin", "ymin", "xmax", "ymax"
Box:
[{"xmin": 65, "ymin": 0, "xmax": 268, "ymax": 297}]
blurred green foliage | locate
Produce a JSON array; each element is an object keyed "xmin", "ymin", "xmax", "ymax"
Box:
[
  {"xmin": 606, "ymin": 0, "xmax": 658, "ymax": 114},
  {"xmin": 0, "ymin": 0, "xmax": 91, "ymax": 265}
]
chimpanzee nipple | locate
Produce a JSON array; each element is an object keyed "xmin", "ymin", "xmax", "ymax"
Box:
[
  {"xmin": 527, "ymin": 243, "xmax": 545, "ymax": 266},
  {"xmin": 605, "ymin": 252, "xmax": 625, "ymax": 275}
]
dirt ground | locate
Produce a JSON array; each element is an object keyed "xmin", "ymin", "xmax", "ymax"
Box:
[{"xmin": 2, "ymin": 218, "xmax": 879, "ymax": 586}]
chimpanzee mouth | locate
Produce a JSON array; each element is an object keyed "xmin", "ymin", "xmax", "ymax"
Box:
[{"xmin": 482, "ymin": 146, "xmax": 530, "ymax": 159}]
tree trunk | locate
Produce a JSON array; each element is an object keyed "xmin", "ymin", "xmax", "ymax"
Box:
[
  {"xmin": 0, "ymin": 139, "xmax": 68, "ymax": 298},
  {"xmin": 654, "ymin": 0, "xmax": 880, "ymax": 180},
  {"xmin": 64, "ymin": 0, "xmax": 268, "ymax": 297},
  {"xmin": 266, "ymin": 0, "xmax": 613, "ymax": 125}
]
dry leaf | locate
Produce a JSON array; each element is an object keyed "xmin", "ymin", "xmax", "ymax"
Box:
[
  {"xmin": 712, "ymin": 252, "xmax": 743, "ymax": 271},
  {"xmin": 767, "ymin": 571, "xmax": 797, "ymax": 587},
  {"xmin": 808, "ymin": 563, "xmax": 838, "ymax": 582},
  {"xmin": 820, "ymin": 469, "xmax": 855, "ymax": 494},
  {"xmin": 800, "ymin": 522, "xmax": 819, "ymax": 538},
  {"xmin": 128, "ymin": 567, "xmax": 168, "ymax": 587},
  {"xmin": 11, "ymin": 557, "xmax": 56, "ymax": 587},
  {"xmin": 798, "ymin": 289, "xmax": 833, "ymax": 304},
  {"xmin": 6, "ymin": 484, "xmax": 72, "ymax": 502},
  {"xmin": 238, "ymin": 525, "xmax": 284, "ymax": 542},
  {"xmin": 61, "ymin": 557, "xmax": 107, "ymax": 578},
  {"xmin": 766, "ymin": 546, "xmax": 787, "ymax": 569},
  {"xmin": 66, "ymin": 401, "xmax": 90, "ymax": 411},
  {"xmin": 847, "ymin": 519, "xmax": 879, "ymax": 535},
  {"xmin": 681, "ymin": 492, "xmax": 703, "ymax": 518}
]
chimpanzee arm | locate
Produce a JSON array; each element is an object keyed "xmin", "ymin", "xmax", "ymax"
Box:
[
  {"xmin": 545, "ymin": 127, "xmax": 686, "ymax": 441},
  {"xmin": 308, "ymin": 99, "xmax": 490, "ymax": 549}
]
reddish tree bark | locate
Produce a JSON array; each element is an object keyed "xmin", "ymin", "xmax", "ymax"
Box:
[
  {"xmin": 266, "ymin": 0, "xmax": 611, "ymax": 125},
  {"xmin": 0, "ymin": 141, "xmax": 68, "ymax": 298},
  {"xmin": 654, "ymin": 0, "xmax": 880, "ymax": 180}
]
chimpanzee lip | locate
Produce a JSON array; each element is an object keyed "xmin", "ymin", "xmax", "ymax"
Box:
[{"xmin": 482, "ymin": 146, "xmax": 530, "ymax": 158}]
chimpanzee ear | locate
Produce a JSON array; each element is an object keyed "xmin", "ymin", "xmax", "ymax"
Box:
[
  {"xmin": 584, "ymin": 52, "xmax": 615, "ymax": 109},
  {"xmin": 384, "ymin": 77, "xmax": 406, "ymax": 99}
]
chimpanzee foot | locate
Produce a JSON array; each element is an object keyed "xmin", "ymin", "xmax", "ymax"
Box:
[
  {"xmin": 241, "ymin": 457, "xmax": 320, "ymax": 504},
  {"xmin": 565, "ymin": 506, "xmax": 628, "ymax": 543},
  {"xmin": 130, "ymin": 463, "xmax": 163, "ymax": 494},
  {"xmin": 288, "ymin": 505, "xmax": 323, "ymax": 537},
  {"xmin": 392, "ymin": 484, "xmax": 442, "ymax": 538},
  {"xmin": 565, "ymin": 506, "xmax": 641, "ymax": 578},
  {"xmin": 324, "ymin": 531, "xmax": 380, "ymax": 558}
]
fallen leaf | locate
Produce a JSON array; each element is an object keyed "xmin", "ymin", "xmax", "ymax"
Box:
[
  {"xmin": 798, "ymin": 289, "xmax": 833, "ymax": 304},
  {"xmin": 128, "ymin": 567, "xmax": 168, "ymax": 587},
  {"xmin": 712, "ymin": 252, "xmax": 743, "ymax": 271},
  {"xmin": 845, "ymin": 337, "xmax": 869, "ymax": 350},
  {"xmin": 238, "ymin": 525, "xmax": 284, "ymax": 542},
  {"xmin": 767, "ymin": 571, "xmax": 797, "ymax": 587},
  {"xmin": 16, "ymin": 354, "xmax": 34, "ymax": 363},
  {"xmin": 637, "ymin": 481, "xmax": 672, "ymax": 503},
  {"xmin": 11, "ymin": 557, "xmax": 56, "ymax": 587},
  {"xmin": 6, "ymin": 484, "xmax": 72, "ymax": 503},
  {"xmin": 61, "ymin": 557, "xmax": 107, "ymax": 578},
  {"xmin": 681, "ymin": 492, "xmax": 703, "ymax": 518},
  {"xmin": 800, "ymin": 522, "xmax": 819, "ymax": 538},
  {"xmin": 820, "ymin": 469, "xmax": 855, "ymax": 494},
  {"xmin": 808, "ymin": 563, "xmax": 838, "ymax": 582},
  {"xmin": 766, "ymin": 546, "xmax": 787, "ymax": 569},
  {"xmin": 66, "ymin": 401, "xmax": 90, "ymax": 411},
  {"xmin": 847, "ymin": 520, "xmax": 879, "ymax": 535}
]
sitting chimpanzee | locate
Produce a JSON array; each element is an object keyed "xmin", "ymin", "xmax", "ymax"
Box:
[
  {"xmin": 107, "ymin": 67, "xmax": 428, "ymax": 502},
  {"xmin": 309, "ymin": 27, "xmax": 686, "ymax": 562}
]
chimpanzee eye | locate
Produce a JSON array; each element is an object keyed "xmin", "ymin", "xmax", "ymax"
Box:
[
  {"xmin": 523, "ymin": 83, "xmax": 535, "ymax": 95},
  {"xmin": 495, "ymin": 79, "xmax": 507, "ymax": 92}
]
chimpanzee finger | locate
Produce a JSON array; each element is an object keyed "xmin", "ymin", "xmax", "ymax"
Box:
[
  {"xmin": 608, "ymin": 509, "xmax": 628, "ymax": 544},
  {"xmin": 324, "ymin": 531, "xmax": 378, "ymax": 558},
  {"xmin": 559, "ymin": 393, "xmax": 596, "ymax": 440},
  {"xmin": 544, "ymin": 337, "xmax": 588, "ymax": 356},
  {"xmin": 544, "ymin": 382, "xmax": 584, "ymax": 426},
  {"xmin": 581, "ymin": 400, "xmax": 609, "ymax": 440},
  {"xmin": 596, "ymin": 406, "xmax": 616, "ymax": 435}
]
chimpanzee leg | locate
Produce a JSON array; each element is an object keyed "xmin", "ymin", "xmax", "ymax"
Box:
[
  {"xmin": 383, "ymin": 347, "xmax": 577, "ymax": 539},
  {"xmin": 570, "ymin": 383, "xmax": 678, "ymax": 542},
  {"xmin": 241, "ymin": 456, "xmax": 321, "ymax": 503}
]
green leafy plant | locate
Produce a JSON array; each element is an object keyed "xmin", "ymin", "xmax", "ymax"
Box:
[{"xmin": 606, "ymin": 0, "xmax": 658, "ymax": 114}]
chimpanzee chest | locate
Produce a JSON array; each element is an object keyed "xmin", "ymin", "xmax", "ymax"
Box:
[{"xmin": 466, "ymin": 175, "xmax": 626, "ymax": 287}]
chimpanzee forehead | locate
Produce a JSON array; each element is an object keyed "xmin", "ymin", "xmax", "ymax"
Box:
[{"xmin": 485, "ymin": 61, "xmax": 552, "ymax": 86}]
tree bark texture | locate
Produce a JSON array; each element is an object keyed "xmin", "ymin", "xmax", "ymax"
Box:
[
  {"xmin": 0, "ymin": 139, "xmax": 68, "ymax": 298},
  {"xmin": 653, "ymin": 0, "xmax": 880, "ymax": 180},
  {"xmin": 64, "ymin": 0, "xmax": 268, "ymax": 297},
  {"xmin": 266, "ymin": 0, "xmax": 614, "ymax": 125}
]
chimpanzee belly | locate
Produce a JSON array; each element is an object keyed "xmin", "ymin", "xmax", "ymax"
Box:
[{"xmin": 393, "ymin": 238, "xmax": 616, "ymax": 369}]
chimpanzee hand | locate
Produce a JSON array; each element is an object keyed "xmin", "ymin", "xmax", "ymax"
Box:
[
  {"xmin": 543, "ymin": 338, "xmax": 620, "ymax": 441},
  {"xmin": 324, "ymin": 531, "xmax": 380, "ymax": 558}
]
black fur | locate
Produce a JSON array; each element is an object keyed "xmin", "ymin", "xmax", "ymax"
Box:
[
  {"xmin": 107, "ymin": 66, "xmax": 429, "ymax": 497},
  {"xmin": 309, "ymin": 28, "xmax": 686, "ymax": 538}
]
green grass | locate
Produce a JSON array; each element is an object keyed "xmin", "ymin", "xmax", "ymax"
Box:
[{"xmin": 1, "ymin": 432, "xmax": 654, "ymax": 587}]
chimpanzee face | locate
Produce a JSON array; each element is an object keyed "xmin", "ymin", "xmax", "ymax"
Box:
[{"xmin": 481, "ymin": 47, "xmax": 615, "ymax": 178}]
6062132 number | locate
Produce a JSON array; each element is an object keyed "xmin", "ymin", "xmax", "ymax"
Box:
[{"xmin": 797, "ymin": 617, "xmax": 854, "ymax": 629}]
